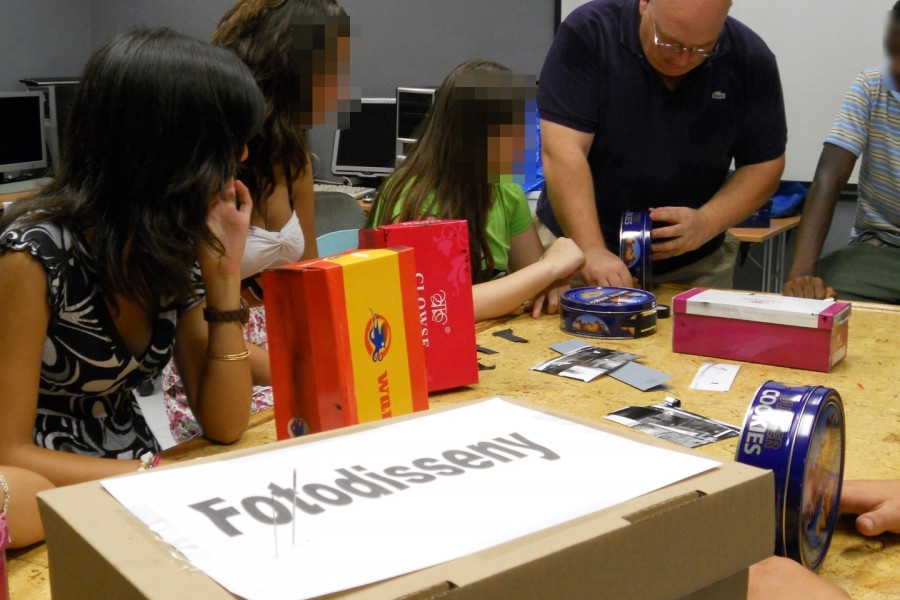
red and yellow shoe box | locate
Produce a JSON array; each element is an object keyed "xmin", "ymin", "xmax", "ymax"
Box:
[
  {"xmin": 358, "ymin": 220, "xmax": 478, "ymax": 392},
  {"xmin": 262, "ymin": 248, "xmax": 429, "ymax": 439}
]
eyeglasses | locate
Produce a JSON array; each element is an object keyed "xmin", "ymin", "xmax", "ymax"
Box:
[{"xmin": 651, "ymin": 14, "xmax": 719, "ymax": 59}]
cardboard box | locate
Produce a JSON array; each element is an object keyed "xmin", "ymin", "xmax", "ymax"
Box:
[
  {"xmin": 358, "ymin": 220, "xmax": 478, "ymax": 392},
  {"xmin": 263, "ymin": 247, "xmax": 429, "ymax": 438},
  {"xmin": 673, "ymin": 288, "xmax": 851, "ymax": 372},
  {"xmin": 39, "ymin": 399, "xmax": 774, "ymax": 600}
]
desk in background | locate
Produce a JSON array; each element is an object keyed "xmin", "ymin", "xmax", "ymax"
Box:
[
  {"xmin": 9, "ymin": 287, "xmax": 900, "ymax": 600},
  {"xmin": 0, "ymin": 177, "xmax": 51, "ymax": 210},
  {"xmin": 729, "ymin": 216, "xmax": 802, "ymax": 293}
]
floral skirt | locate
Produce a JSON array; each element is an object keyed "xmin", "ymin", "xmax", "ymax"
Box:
[{"xmin": 162, "ymin": 306, "xmax": 273, "ymax": 444}]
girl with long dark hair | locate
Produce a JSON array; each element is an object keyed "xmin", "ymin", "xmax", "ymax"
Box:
[
  {"xmin": 0, "ymin": 28, "xmax": 265, "ymax": 487},
  {"xmin": 369, "ymin": 60, "xmax": 584, "ymax": 321},
  {"xmin": 162, "ymin": 0, "xmax": 351, "ymax": 443}
]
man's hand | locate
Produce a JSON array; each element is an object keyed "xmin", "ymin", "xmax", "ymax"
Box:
[
  {"xmin": 649, "ymin": 206, "xmax": 717, "ymax": 260},
  {"xmin": 580, "ymin": 245, "xmax": 633, "ymax": 287},
  {"xmin": 748, "ymin": 557, "xmax": 850, "ymax": 600},
  {"xmin": 783, "ymin": 275, "xmax": 837, "ymax": 300},
  {"xmin": 840, "ymin": 479, "xmax": 900, "ymax": 536}
]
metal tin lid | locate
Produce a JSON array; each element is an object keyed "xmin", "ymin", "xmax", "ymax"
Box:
[{"xmin": 561, "ymin": 287, "xmax": 657, "ymax": 314}]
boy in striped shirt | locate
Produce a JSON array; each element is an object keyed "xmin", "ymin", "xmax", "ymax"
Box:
[{"xmin": 784, "ymin": 2, "xmax": 900, "ymax": 303}]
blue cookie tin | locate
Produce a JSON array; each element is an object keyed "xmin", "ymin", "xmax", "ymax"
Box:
[
  {"xmin": 560, "ymin": 287, "xmax": 657, "ymax": 339},
  {"xmin": 735, "ymin": 381, "xmax": 845, "ymax": 572},
  {"xmin": 619, "ymin": 210, "xmax": 652, "ymax": 290}
]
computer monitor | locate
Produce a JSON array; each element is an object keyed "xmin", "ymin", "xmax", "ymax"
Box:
[
  {"xmin": 0, "ymin": 92, "xmax": 47, "ymax": 176},
  {"xmin": 332, "ymin": 98, "xmax": 397, "ymax": 178},
  {"xmin": 396, "ymin": 87, "xmax": 436, "ymax": 144}
]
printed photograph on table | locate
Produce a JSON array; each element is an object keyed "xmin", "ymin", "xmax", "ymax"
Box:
[
  {"xmin": 531, "ymin": 347, "xmax": 642, "ymax": 383},
  {"xmin": 605, "ymin": 403, "xmax": 741, "ymax": 448}
]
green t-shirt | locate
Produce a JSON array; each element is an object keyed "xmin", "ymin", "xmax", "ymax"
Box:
[{"xmin": 373, "ymin": 182, "xmax": 533, "ymax": 273}]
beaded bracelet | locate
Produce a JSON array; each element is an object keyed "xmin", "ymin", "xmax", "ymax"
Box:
[
  {"xmin": 207, "ymin": 346, "xmax": 251, "ymax": 361},
  {"xmin": 0, "ymin": 474, "xmax": 8, "ymax": 517}
]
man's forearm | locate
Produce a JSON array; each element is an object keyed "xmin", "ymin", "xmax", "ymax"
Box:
[
  {"xmin": 543, "ymin": 150, "xmax": 606, "ymax": 251},
  {"xmin": 698, "ymin": 155, "xmax": 785, "ymax": 235}
]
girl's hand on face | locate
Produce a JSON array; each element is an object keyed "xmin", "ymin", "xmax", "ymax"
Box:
[{"xmin": 198, "ymin": 178, "xmax": 252, "ymax": 279}]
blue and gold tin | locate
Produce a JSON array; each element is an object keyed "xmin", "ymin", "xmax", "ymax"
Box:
[
  {"xmin": 735, "ymin": 381, "xmax": 845, "ymax": 572},
  {"xmin": 619, "ymin": 210, "xmax": 653, "ymax": 290},
  {"xmin": 560, "ymin": 287, "xmax": 657, "ymax": 339}
]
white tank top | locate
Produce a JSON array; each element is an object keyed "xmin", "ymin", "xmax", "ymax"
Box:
[{"xmin": 239, "ymin": 211, "xmax": 306, "ymax": 280}]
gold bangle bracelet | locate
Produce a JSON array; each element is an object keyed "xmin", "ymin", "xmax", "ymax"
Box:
[{"xmin": 207, "ymin": 346, "xmax": 250, "ymax": 361}]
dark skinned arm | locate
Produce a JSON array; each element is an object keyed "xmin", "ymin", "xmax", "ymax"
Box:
[{"xmin": 782, "ymin": 143, "xmax": 858, "ymax": 299}]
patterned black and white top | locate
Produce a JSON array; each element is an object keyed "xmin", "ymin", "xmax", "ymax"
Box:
[{"xmin": 0, "ymin": 220, "xmax": 204, "ymax": 459}]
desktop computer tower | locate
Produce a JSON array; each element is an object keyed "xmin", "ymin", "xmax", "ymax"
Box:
[{"xmin": 20, "ymin": 77, "xmax": 79, "ymax": 173}]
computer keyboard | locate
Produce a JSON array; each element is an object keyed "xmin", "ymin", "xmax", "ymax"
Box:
[{"xmin": 313, "ymin": 182, "xmax": 377, "ymax": 201}]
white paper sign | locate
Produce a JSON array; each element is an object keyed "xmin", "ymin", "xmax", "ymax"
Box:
[
  {"xmin": 690, "ymin": 362, "xmax": 742, "ymax": 392},
  {"xmin": 102, "ymin": 398, "xmax": 719, "ymax": 600}
]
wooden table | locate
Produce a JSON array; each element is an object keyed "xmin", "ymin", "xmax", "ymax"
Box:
[
  {"xmin": 8, "ymin": 288, "xmax": 900, "ymax": 599},
  {"xmin": 729, "ymin": 216, "xmax": 802, "ymax": 293}
]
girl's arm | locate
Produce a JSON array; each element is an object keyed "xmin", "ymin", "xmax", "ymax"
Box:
[
  {"xmin": 247, "ymin": 343, "xmax": 271, "ymax": 387},
  {"xmin": 291, "ymin": 164, "xmax": 318, "ymax": 260},
  {"xmin": 0, "ymin": 252, "xmax": 142, "ymax": 487},
  {"xmin": 174, "ymin": 179, "xmax": 254, "ymax": 444},
  {"xmin": 472, "ymin": 226, "xmax": 584, "ymax": 321},
  {"xmin": 0, "ymin": 466, "xmax": 54, "ymax": 548}
]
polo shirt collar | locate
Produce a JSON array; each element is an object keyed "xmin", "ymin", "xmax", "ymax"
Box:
[{"xmin": 619, "ymin": 0, "xmax": 733, "ymax": 64}]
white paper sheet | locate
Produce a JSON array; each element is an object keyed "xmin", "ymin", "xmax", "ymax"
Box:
[
  {"xmin": 690, "ymin": 362, "xmax": 742, "ymax": 392},
  {"xmin": 102, "ymin": 398, "xmax": 719, "ymax": 600}
]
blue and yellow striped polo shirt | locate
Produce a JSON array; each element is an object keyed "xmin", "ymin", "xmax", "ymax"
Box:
[{"xmin": 826, "ymin": 67, "xmax": 900, "ymax": 246}]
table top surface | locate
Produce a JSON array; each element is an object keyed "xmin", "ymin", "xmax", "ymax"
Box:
[
  {"xmin": 729, "ymin": 215, "xmax": 802, "ymax": 243},
  {"xmin": 9, "ymin": 286, "xmax": 900, "ymax": 599}
]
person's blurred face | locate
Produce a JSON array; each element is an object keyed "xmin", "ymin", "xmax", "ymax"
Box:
[
  {"xmin": 885, "ymin": 19, "xmax": 900, "ymax": 89},
  {"xmin": 310, "ymin": 32, "xmax": 351, "ymax": 126},
  {"xmin": 290, "ymin": 21, "xmax": 353, "ymax": 128},
  {"xmin": 638, "ymin": 0, "xmax": 729, "ymax": 79},
  {"xmin": 486, "ymin": 121, "xmax": 527, "ymax": 183}
]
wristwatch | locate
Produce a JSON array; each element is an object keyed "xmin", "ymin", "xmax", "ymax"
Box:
[{"xmin": 203, "ymin": 298, "xmax": 250, "ymax": 325}]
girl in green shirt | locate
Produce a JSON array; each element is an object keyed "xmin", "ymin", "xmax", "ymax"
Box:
[{"xmin": 368, "ymin": 59, "xmax": 584, "ymax": 321}]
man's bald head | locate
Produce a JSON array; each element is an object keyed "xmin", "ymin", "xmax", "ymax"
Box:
[
  {"xmin": 638, "ymin": 0, "xmax": 730, "ymax": 81},
  {"xmin": 647, "ymin": 0, "xmax": 731, "ymax": 48}
]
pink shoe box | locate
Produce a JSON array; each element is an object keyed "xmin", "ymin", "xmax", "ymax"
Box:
[{"xmin": 673, "ymin": 288, "xmax": 851, "ymax": 373}]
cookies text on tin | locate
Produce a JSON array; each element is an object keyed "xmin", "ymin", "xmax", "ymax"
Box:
[{"xmin": 742, "ymin": 388, "xmax": 782, "ymax": 456}]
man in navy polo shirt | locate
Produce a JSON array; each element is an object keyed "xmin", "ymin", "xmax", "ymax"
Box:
[{"xmin": 536, "ymin": 0, "xmax": 787, "ymax": 288}]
